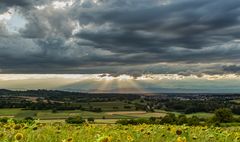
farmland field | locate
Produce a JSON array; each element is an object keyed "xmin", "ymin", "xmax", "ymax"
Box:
[
  {"xmin": 0, "ymin": 122, "xmax": 240, "ymax": 142},
  {"xmin": 1, "ymin": 108, "xmax": 240, "ymax": 124}
]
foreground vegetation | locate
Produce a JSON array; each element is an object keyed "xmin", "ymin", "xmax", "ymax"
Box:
[
  {"xmin": 0, "ymin": 120, "xmax": 240, "ymax": 142},
  {"xmin": 0, "ymin": 108, "xmax": 239, "ymax": 142},
  {"xmin": 1, "ymin": 90, "xmax": 240, "ymax": 141}
]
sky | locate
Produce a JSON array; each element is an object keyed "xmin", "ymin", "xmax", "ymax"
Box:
[{"xmin": 0, "ymin": 0, "xmax": 240, "ymax": 93}]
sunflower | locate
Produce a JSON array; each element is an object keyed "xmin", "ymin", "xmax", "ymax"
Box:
[
  {"xmin": 15, "ymin": 133, "xmax": 24, "ymax": 141},
  {"xmin": 127, "ymin": 135, "xmax": 134, "ymax": 141},
  {"xmin": 177, "ymin": 136, "xmax": 187, "ymax": 142},
  {"xmin": 67, "ymin": 137, "xmax": 73, "ymax": 142},
  {"xmin": 97, "ymin": 136, "xmax": 112, "ymax": 142},
  {"xmin": 14, "ymin": 124, "xmax": 22, "ymax": 130},
  {"xmin": 176, "ymin": 129, "xmax": 182, "ymax": 135},
  {"xmin": 0, "ymin": 133, "xmax": 4, "ymax": 138}
]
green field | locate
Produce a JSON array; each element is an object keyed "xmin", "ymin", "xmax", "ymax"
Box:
[
  {"xmin": 0, "ymin": 109, "xmax": 189, "ymax": 119},
  {"xmin": 0, "ymin": 109, "xmax": 168, "ymax": 122}
]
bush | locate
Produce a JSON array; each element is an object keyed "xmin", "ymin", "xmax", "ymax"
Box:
[
  {"xmin": 24, "ymin": 117, "xmax": 34, "ymax": 121},
  {"xmin": 116, "ymin": 119, "xmax": 129, "ymax": 125},
  {"xmin": 87, "ymin": 117, "xmax": 95, "ymax": 123},
  {"xmin": 160, "ymin": 113, "xmax": 176, "ymax": 125},
  {"xmin": 0, "ymin": 117, "xmax": 9, "ymax": 123},
  {"xmin": 187, "ymin": 116, "xmax": 200, "ymax": 126},
  {"xmin": 149, "ymin": 117, "xmax": 157, "ymax": 122},
  {"xmin": 65, "ymin": 116, "xmax": 85, "ymax": 124},
  {"xmin": 23, "ymin": 117, "xmax": 35, "ymax": 125},
  {"xmin": 91, "ymin": 108, "xmax": 102, "ymax": 112},
  {"xmin": 52, "ymin": 108, "xmax": 58, "ymax": 113}
]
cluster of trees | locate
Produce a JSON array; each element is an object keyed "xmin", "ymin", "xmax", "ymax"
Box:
[
  {"xmin": 116, "ymin": 108, "xmax": 240, "ymax": 126},
  {"xmin": 144, "ymin": 94, "xmax": 240, "ymax": 115},
  {"xmin": 0, "ymin": 89, "xmax": 140, "ymax": 102},
  {"xmin": 153, "ymin": 99, "xmax": 233, "ymax": 114},
  {"xmin": 116, "ymin": 114, "xmax": 203, "ymax": 126}
]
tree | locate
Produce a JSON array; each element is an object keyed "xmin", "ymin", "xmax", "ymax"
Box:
[
  {"xmin": 213, "ymin": 108, "xmax": 233, "ymax": 123},
  {"xmin": 52, "ymin": 108, "xmax": 58, "ymax": 113},
  {"xmin": 177, "ymin": 114, "xmax": 188, "ymax": 125}
]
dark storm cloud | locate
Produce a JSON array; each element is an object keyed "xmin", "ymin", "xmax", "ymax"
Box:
[
  {"xmin": 0, "ymin": 0, "xmax": 240, "ymax": 74},
  {"xmin": 0, "ymin": 0, "xmax": 51, "ymax": 13},
  {"xmin": 74, "ymin": 0, "xmax": 240, "ymax": 52},
  {"xmin": 223, "ymin": 65, "xmax": 240, "ymax": 73}
]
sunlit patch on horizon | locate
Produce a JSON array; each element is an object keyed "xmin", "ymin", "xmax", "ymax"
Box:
[
  {"xmin": 0, "ymin": 74, "xmax": 240, "ymax": 93},
  {"xmin": 0, "ymin": 74, "xmax": 240, "ymax": 81}
]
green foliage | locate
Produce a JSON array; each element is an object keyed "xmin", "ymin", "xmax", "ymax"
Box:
[
  {"xmin": 177, "ymin": 114, "xmax": 188, "ymax": 125},
  {"xmin": 213, "ymin": 108, "xmax": 233, "ymax": 123},
  {"xmin": 52, "ymin": 108, "xmax": 58, "ymax": 113},
  {"xmin": 65, "ymin": 116, "xmax": 85, "ymax": 124},
  {"xmin": 0, "ymin": 117, "xmax": 35, "ymax": 125},
  {"xmin": 117, "ymin": 114, "xmax": 204, "ymax": 126},
  {"xmin": 187, "ymin": 116, "xmax": 200, "ymax": 126},
  {"xmin": 0, "ymin": 117, "xmax": 8, "ymax": 123},
  {"xmin": 87, "ymin": 117, "xmax": 95, "ymax": 123},
  {"xmin": 160, "ymin": 113, "xmax": 177, "ymax": 125},
  {"xmin": 149, "ymin": 117, "xmax": 157, "ymax": 122}
]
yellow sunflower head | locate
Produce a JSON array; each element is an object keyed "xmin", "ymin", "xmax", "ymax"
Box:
[{"xmin": 15, "ymin": 133, "xmax": 24, "ymax": 141}]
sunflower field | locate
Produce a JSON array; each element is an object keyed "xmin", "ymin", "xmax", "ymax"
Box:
[{"xmin": 0, "ymin": 121, "xmax": 240, "ymax": 142}]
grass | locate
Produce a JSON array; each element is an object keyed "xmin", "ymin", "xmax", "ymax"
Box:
[
  {"xmin": 0, "ymin": 109, "xmax": 22, "ymax": 116},
  {"xmin": 186, "ymin": 112, "xmax": 214, "ymax": 118},
  {"xmin": 0, "ymin": 109, "xmax": 169, "ymax": 120},
  {"xmin": 109, "ymin": 111, "xmax": 166, "ymax": 118},
  {"xmin": 0, "ymin": 122, "xmax": 240, "ymax": 142},
  {"xmin": 230, "ymin": 99, "xmax": 240, "ymax": 104},
  {"xmin": 15, "ymin": 111, "xmax": 37, "ymax": 119}
]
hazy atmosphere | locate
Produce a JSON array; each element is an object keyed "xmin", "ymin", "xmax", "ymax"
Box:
[{"xmin": 1, "ymin": 0, "xmax": 240, "ymax": 92}]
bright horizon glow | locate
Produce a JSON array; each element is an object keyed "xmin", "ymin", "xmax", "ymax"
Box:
[
  {"xmin": 0, "ymin": 74, "xmax": 240, "ymax": 81},
  {"xmin": 0, "ymin": 74, "xmax": 240, "ymax": 93}
]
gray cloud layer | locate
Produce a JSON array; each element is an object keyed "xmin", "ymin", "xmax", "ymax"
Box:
[{"xmin": 0, "ymin": 0, "xmax": 240, "ymax": 75}]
